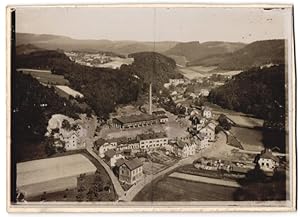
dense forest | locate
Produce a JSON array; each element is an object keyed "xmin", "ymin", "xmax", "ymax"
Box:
[
  {"xmin": 16, "ymin": 50, "xmax": 180, "ymax": 119},
  {"xmin": 124, "ymin": 52, "xmax": 182, "ymax": 91},
  {"xmin": 208, "ymin": 64, "xmax": 286, "ymax": 151},
  {"xmin": 189, "ymin": 39, "xmax": 285, "ymax": 70},
  {"xmin": 208, "ymin": 64, "xmax": 285, "ymax": 121},
  {"xmin": 165, "ymin": 41, "xmax": 245, "ymax": 62},
  {"xmin": 12, "ymin": 71, "xmax": 85, "ymax": 162}
]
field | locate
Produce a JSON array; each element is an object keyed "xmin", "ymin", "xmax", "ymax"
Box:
[
  {"xmin": 226, "ymin": 114, "xmax": 264, "ymax": 128},
  {"xmin": 133, "ymin": 176, "xmax": 236, "ymax": 201},
  {"xmin": 178, "ymin": 65, "xmax": 241, "ymax": 80},
  {"xmin": 188, "ymin": 65, "xmax": 218, "ymax": 74},
  {"xmin": 97, "ymin": 57, "xmax": 133, "ymax": 69},
  {"xmin": 178, "ymin": 67, "xmax": 206, "ymax": 79},
  {"xmin": 143, "ymin": 161, "xmax": 167, "ymax": 175},
  {"xmin": 28, "ymin": 151, "xmax": 116, "ymax": 202},
  {"xmin": 18, "ymin": 68, "xmax": 70, "ymax": 85},
  {"xmin": 230, "ymin": 127, "xmax": 264, "ymax": 152}
]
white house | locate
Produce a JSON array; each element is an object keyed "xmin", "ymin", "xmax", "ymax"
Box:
[
  {"xmin": 158, "ymin": 115, "xmax": 168, "ymax": 124},
  {"xmin": 96, "ymin": 138, "xmax": 118, "ymax": 158},
  {"xmin": 173, "ymin": 140, "xmax": 196, "ymax": 158},
  {"xmin": 104, "ymin": 150, "xmax": 125, "ymax": 167},
  {"xmin": 200, "ymin": 89, "xmax": 210, "ymax": 97},
  {"xmin": 258, "ymin": 149, "xmax": 280, "ymax": 172},
  {"xmin": 118, "ymin": 158, "xmax": 143, "ymax": 185},
  {"xmin": 200, "ymin": 123, "xmax": 216, "ymax": 142},
  {"xmin": 202, "ymin": 107, "xmax": 212, "ymax": 119}
]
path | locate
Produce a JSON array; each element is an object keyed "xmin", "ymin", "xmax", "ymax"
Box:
[{"xmin": 169, "ymin": 172, "xmax": 241, "ymax": 188}]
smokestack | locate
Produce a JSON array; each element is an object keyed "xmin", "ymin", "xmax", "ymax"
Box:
[{"xmin": 149, "ymin": 82, "xmax": 152, "ymax": 115}]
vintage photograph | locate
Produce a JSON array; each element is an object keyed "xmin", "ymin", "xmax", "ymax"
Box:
[{"xmin": 7, "ymin": 4, "xmax": 296, "ymax": 212}]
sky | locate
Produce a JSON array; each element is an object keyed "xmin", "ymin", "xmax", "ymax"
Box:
[{"xmin": 16, "ymin": 6, "xmax": 292, "ymax": 43}]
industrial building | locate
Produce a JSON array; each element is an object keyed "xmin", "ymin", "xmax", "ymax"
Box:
[{"xmin": 112, "ymin": 114, "xmax": 159, "ymax": 129}]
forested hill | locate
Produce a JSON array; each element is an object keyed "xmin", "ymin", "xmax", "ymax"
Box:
[
  {"xmin": 165, "ymin": 41, "xmax": 245, "ymax": 62},
  {"xmin": 16, "ymin": 50, "xmax": 180, "ymax": 118},
  {"xmin": 16, "ymin": 50, "xmax": 141, "ymax": 119},
  {"xmin": 12, "ymin": 71, "xmax": 86, "ymax": 162},
  {"xmin": 208, "ymin": 64, "xmax": 285, "ymax": 122},
  {"xmin": 189, "ymin": 39, "xmax": 285, "ymax": 70},
  {"xmin": 124, "ymin": 52, "xmax": 183, "ymax": 91}
]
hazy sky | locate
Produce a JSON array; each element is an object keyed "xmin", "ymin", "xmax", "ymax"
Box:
[{"xmin": 16, "ymin": 6, "xmax": 292, "ymax": 43}]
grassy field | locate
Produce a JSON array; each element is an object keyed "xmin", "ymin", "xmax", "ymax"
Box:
[
  {"xmin": 97, "ymin": 57, "xmax": 133, "ymax": 69},
  {"xmin": 143, "ymin": 161, "xmax": 167, "ymax": 175},
  {"xmin": 133, "ymin": 176, "xmax": 236, "ymax": 201},
  {"xmin": 178, "ymin": 65, "xmax": 241, "ymax": 80},
  {"xmin": 188, "ymin": 65, "xmax": 218, "ymax": 74},
  {"xmin": 28, "ymin": 151, "xmax": 116, "ymax": 202},
  {"xmin": 20, "ymin": 69, "xmax": 70, "ymax": 85},
  {"xmin": 226, "ymin": 114, "xmax": 264, "ymax": 128},
  {"xmin": 230, "ymin": 127, "xmax": 264, "ymax": 152}
]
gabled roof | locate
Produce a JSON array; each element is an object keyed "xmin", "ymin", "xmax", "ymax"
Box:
[
  {"xmin": 113, "ymin": 114, "xmax": 158, "ymax": 124},
  {"xmin": 95, "ymin": 138, "xmax": 106, "ymax": 147},
  {"xmin": 260, "ymin": 149, "xmax": 280, "ymax": 162},
  {"xmin": 104, "ymin": 149, "xmax": 116, "ymax": 159},
  {"xmin": 138, "ymin": 132, "xmax": 167, "ymax": 141},
  {"xmin": 115, "ymin": 158, "xmax": 126, "ymax": 167},
  {"xmin": 152, "ymin": 110, "xmax": 166, "ymax": 116},
  {"xmin": 119, "ymin": 158, "xmax": 143, "ymax": 170}
]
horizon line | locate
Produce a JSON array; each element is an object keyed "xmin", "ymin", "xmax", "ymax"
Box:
[{"xmin": 15, "ymin": 31, "xmax": 286, "ymax": 44}]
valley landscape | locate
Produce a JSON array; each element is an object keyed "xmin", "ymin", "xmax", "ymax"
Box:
[{"xmin": 10, "ymin": 6, "xmax": 293, "ymax": 209}]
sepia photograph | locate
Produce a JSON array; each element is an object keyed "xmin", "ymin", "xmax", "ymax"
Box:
[{"xmin": 7, "ymin": 4, "xmax": 296, "ymax": 212}]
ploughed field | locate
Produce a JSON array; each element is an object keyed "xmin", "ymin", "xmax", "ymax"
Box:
[{"xmin": 133, "ymin": 176, "xmax": 236, "ymax": 201}]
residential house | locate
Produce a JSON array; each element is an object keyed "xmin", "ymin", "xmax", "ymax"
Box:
[
  {"xmin": 118, "ymin": 158, "xmax": 143, "ymax": 185},
  {"xmin": 173, "ymin": 140, "xmax": 196, "ymax": 158},
  {"xmin": 258, "ymin": 149, "xmax": 280, "ymax": 172},
  {"xmin": 104, "ymin": 150, "xmax": 125, "ymax": 167},
  {"xmin": 96, "ymin": 138, "xmax": 118, "ymax": 158},
  {"xmin": 199, "ymin": 89, "xmax": 210, "ymax": 97},
  {"xmin": 199, "ymin": 122, "xmax": 216, "ymax": 142},
  {"xmin": 63, "ymin": 131, "xmax": 86, "ymax": 151},
  {"xmin": 202, "ymin": 107, "xmax": 212, "ymax": 119},
  {"xmin": 158, "ymin": 115, "xmax": 168, "ymax": 124},
  {"xmin": 195, "ymin": 135, "xmax": 209, "ymax": 151}
]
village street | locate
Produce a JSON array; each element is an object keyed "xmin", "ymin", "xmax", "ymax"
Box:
[
  {"xmin": 87, "ymin": 125, "xmax": 229, "ymax": 202},
  {"xmin": 119, "ymin": 131, "xmax": 228, "ymax": 201},
  {"xmin": 86, "ymin": 147, "xmax": 125, "ymax": 198}
]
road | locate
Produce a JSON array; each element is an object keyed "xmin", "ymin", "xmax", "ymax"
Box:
[
  {"xmin": 120, "ymin": 150, "xmax": 213, "ymax": 201},
  {"xmin": 86, "ymin": 129, "xmax": 229, "ymax": 202},
  {"xmin": 86, "ymin": 147, "xmax": 125, "ymax": 198}
]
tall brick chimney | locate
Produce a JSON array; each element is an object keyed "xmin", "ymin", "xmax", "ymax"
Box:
[{"xmin": 149, "ymin": 82, "xmax": 152, "ymax": 115}]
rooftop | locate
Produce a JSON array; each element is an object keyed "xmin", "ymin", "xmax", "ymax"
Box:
[
  {"xmin": 152, "ymin": 110, "xmax": 166, "ymax": 116},
  {"xmin": 113, "ymin": 114, "xmax": 158, "ymax": 124},
  {"xmin": 260, "ymin": 149, "xmax": 280, "ymax": 162},
  {"xmin": 104, "ymin": 149, "xmax": 117, "ymax": 159},
  {"xmin": 138, "ymin": 132, "xmax": 167, "ymax": 141},
  {"xmin": 17, "ymin": 154, "xmax": 97, "ymax": 187},
  {"xmin": 121, "ymin": 158, "xmax": 143, "ymax": 171}
]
